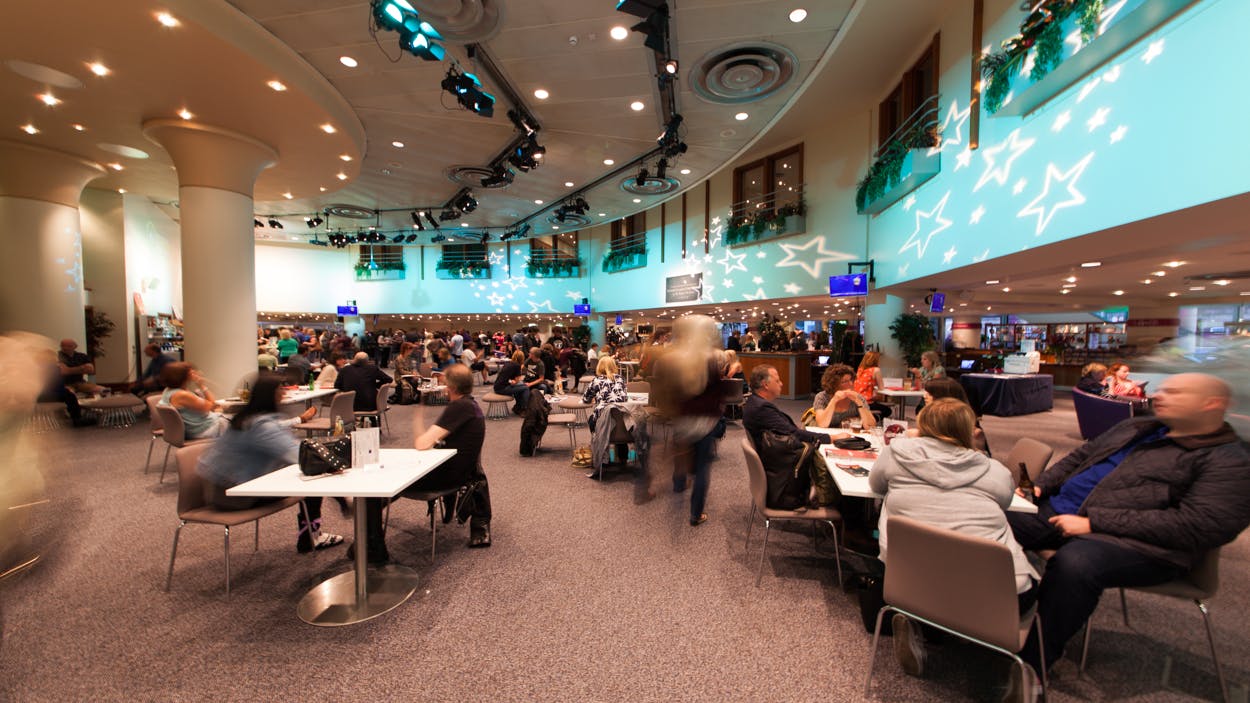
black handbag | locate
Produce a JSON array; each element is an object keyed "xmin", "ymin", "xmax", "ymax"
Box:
[
  {"xmin": 298, "ymin": 436, "xmax": 352, "ymax": 476},
  {"xmin": 833, "ymin": 436, "xmax": 873, "ymax": 451},
  {"xmin": 757, "ymin": 430, "xmax": 814, "ymax": 510}
]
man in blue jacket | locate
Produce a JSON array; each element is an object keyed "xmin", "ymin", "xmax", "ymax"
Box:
[{"xmin": 1009, "ymin": 373, "xmax": 1250, "ymax": 681}]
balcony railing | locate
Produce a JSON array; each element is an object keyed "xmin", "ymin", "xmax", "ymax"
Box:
[
  {"xmin": 435, "ymin": 254, "xmax": 491, "ymax": 279},
  {"xmin": 602, "ymin": 231, "xmax": 647, "ymax": 273},
  {"xmin": 856, "ymin": 94, "xmax": 942, "ymax": 214},
  {"xmin": 726, "ymin": 184, "xmax": 806, "ymax": 247},
  {"xmin": 526, "ymin": 250, "xmax": 581, "ymax": 278}
]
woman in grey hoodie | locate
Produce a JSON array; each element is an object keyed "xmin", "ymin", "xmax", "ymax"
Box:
[{"xmin": 868, "ymin": 398, "xmax": 1038, "ymax": 681}]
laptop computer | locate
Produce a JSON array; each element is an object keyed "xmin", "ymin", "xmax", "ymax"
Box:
[{"xmin": 817, "ymin": 355, "xmax": 830, "ymax": 365}]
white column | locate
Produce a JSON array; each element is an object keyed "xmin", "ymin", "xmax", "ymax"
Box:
[
  {"xmin": 0, "ymin": 141, "xmax": 105, "ymax": 346},
  {"xmin": 143, "ymin": 121, "xmax": 277, "ymax": 395},
  {"xmin": 864, "ymin": 292, "xmax": 905, "ymax": 376}
]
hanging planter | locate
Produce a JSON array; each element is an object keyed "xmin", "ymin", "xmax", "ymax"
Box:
[
  {"xmin": 434, "ymin": 258, "xmax": 490, "ymax": 280},
  {"xmin": 855, "ymin": 126, "xmax": 941, "ymax": 215},
  {"xmin": 525, "ymin": 257, "xmax": 582, "ymax": 278},
  {"xmin": 601, "ymin": 244, "xmax": 647, "ymax": 273},
  {"xmin": 725, "ymin": 201, "xmax": 807, "ymax": 246},
  {"xmin": 353, "ymin": 260, "xmax": 406, "ymax": 281}
]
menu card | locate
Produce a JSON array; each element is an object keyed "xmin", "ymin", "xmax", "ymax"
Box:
[{"xmin": 352, "ymin": 427, "xmax": 381, "ymax": 469}]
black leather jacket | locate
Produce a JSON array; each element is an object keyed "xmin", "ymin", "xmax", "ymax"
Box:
[{"xmin": 1037, "ymin": 417, "xmax": 1250, "ymax": 569}]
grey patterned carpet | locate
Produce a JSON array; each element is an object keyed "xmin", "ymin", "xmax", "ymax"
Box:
[{"xmin": 0, "ymin": 389, "xmax": 1246, "ymax": 702}]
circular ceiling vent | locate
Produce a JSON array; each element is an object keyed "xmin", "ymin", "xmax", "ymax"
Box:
[
  {"xmin": 690, "ymin": 42, "xmax": 798, "ymax": 105},
  {"xmin": 419, "ymin": 0, "xmax": 504, "ymax": 43},
  {"xmin": 621, "ymin": 176, "xmax": 681, "ymax": 196},
  {"xmin": 546, "ymin": 212, "xmax": 593, "ymax": 228},
  {"xmin": 446, "ymin": 165, "xmax": 512, "ymax": 189},
  {"xmin": 324, "ymin": 204, "xmax": 376, "ymax": 219}
]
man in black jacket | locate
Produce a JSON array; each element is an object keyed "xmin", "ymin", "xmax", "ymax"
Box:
[
  {"xmin": 743, "ymin": 365, "xmax": 834, "ymax": 448},
  {"xmin": 334, "ymin": 352, "xmax": 392, "ymax": 412},
  {"xmin": 1009, "ymin": 373, "xmax": 1250, "ymax": 677}
]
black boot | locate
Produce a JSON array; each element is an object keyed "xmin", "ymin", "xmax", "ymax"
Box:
[{"xmin": 468, "ymin": 519, "xmax": 491, "ymax": 548}]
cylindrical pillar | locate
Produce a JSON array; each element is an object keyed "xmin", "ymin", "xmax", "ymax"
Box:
[
  {"xmin": 143, "ymin": 121, "xmax": 278, "ymax": 395},
  {"xmin": 864, "ymin": 292, "xmax": 905, "ymax": 376},
  {"xmin": 0, "ymin": 141, "xmax": 106, "ymax": 345}
]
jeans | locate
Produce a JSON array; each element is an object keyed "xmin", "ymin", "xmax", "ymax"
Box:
[
  {"xmin": 686, "ymin": 418, "xmax": 726, "ymax": 521},
  {"xmin": 1008, "ymin": 501, "xmax": 1183, "ymax": 672},
  {"xmin": 499, "ymin": 383, "xmax": 530, "ymax": 411}
]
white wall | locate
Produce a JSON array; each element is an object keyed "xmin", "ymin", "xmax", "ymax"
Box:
[{"xmin": 80, "ymin": 188, "xmax": 130, "ymax": 382}]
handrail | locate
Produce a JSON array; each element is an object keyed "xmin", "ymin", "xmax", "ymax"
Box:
[
  {"xmin": 528, "ymin": 249, "xmax": 580, "ymax": 264},
  {"xmin": 729, "ymin": 183, "xmax": 806, "ymax": 221},
  {"xmin": 607, "ymin": 231, "xmax": 647, "ymax": 252},
  {"xmin": 875, "ymin": 93, "xmax": 941, "ymax": 159}
]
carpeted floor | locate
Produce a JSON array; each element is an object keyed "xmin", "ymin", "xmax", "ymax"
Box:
[{"xmin": 0, "ymin": 389, "xmax": 1246, "ymax": 702}]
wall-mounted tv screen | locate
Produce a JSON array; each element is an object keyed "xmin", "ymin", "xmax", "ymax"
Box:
[
  {"xmin": 336, "ymin": 305, "xmax": 358, "ymax": 316},
  {"xmin": 928, "ymin": 292, "xmax": 946, "ymax": 314},
  {"xmin": 573, "ymin": 304, "xmax": 591, "ymax": 316},
  {"xmin": 829, "ymin": 274, "xmax": 868, "ymax": 298}
]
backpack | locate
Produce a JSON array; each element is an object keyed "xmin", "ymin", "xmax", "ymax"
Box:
[
  {"xmin": 519, "ymin": 392, "xmax": 551, "ymax": 456},
  {"xmin": 756, "ymin": 430, "xmax": 814, "ymax": 510}
]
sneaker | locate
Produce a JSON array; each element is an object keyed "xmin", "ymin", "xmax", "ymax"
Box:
[
  {"xmin": 892, "ymin": 614, "xmax": 926, "ymax": 676},
  {"xmin": 1002, "ymin": 663, "xmax": 1040, "ymax": 703}
]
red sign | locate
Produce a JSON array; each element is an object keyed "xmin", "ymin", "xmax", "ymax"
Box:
[
  {"xmin": 951, "ymin": 322, "xmax": 981, "ymax": 330},
  {"xmin": 1127, "ymin": 318, "xmax": 1180, "ymax": 327}
]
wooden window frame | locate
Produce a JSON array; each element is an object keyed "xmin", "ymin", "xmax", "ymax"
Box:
[
  {"xmin": 732, "ymin": 143, "xmax": 805, "ymax": 220},
  {"xmin": 878, "ymin": 34, "xmax": 940, "ymax": 148}
]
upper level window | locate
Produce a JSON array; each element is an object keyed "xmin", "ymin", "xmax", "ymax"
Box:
[
  {"xmin": 732, "ymin": 144, "xmax": 804, "ymax": 220},
  {"xmin": 441, "ymin": 242, "xmax": 486, "ymax": 262},
  {"xmin": 879, "ymin": 34, "xmax": 939, "ymax": 147},
  {"xmin": 530, "ymin": 231, "xmax": 579, "ymax": 261},
  {"xmin": 610, "ymin": 212, "xmax": 645, "ymax": 250},
  {"xmin": 357, "ymin": 244, "xmax": 403, "ymax": 268}
]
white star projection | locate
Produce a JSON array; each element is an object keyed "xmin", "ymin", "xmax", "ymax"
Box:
[
  {"xmin": 488, "ymin": 292, "xmax": 505, "ymax": 307},
  {"xmin": 752, "ymin": 276, "xmax": 764, "ymax": 285},
  {"xmin": 942, "ymin": 246, "xmax": 957, "ymax": 264},
  {"xmin": 722, "ymin": 278, "xmax": 735, "ymax": 288},
  {"xmin": 565, "ymin": 290, "xmax": 585, "ymax": 302},
  {"xmin": 975, "ymin": 130, "xmax": 1036, "ymax": 192},
  {"xmin": 503, "ymin": 277, "xmax": 528, "ymax": 292},
  {"xmin": 1052, "ymin": 111, "xmax": 1072, "ymax": 132},
  {"xmin": 969, "ymin": 205, "xmax": 986, "ymax": 225},
  {"xmin": 1077, "ymin": 77, "xmax": 1101, "ymax": 103},
  {"xmin": 776, "ymin": 237, "xmax": 854, "ymax": 278},
  {"xmin": 928, "ymin": 99, "xmax": 971, "ymax": 156},
  {"xmin": 898, "ymin": 192, "xmax": 952, "ymax": 260},
  {"xmin": 896, "ymin": 263, "xmax": 910, "ymax": 278},
  {"xmin": 1109, "ymin": 125, "xmax": 1128, "ymax": 144},
  {"xmin": 1101, "ymin": 65, "xmax": 1121, "ymax": 83},
  {"xmin": 488, "ymin": 250, "xmax": 504, "ymax": 265},
  {"xmin": 756, "ymin": 251, "xmax": 767, "ymax": 259},
  {"xmin": 973, "ymin": 249, "xmax": 991, "ymax": 262},
  {"xmin": 700, "ymin": 281, "xmax": 716, "ymax": 302},
  {"xmin": 707, "ymin": 216, "xmax": 724, "ymax": 248},
  {"xmin": 783, "ymin": 282, "xmax": 802, "ymax": 295},
  {"xmin": 955, "ymin": 148, "xmax": 973, "ymax": 170},
  {"xmin": 903, "ymin": 195, "xmax": 917, "ymax": 211},
  {"xmin": 1013, "ymin": 179, "xmax": 1028, "ymax": 195},
  {"xmin": 716, "ymin": 248, "xmax": 747, "ymax": 276},
  {"xmin": 529, "ymin": 300, "xmax": 559, "ymax": 313},
  {"xmin": 1142, "ymin": 39, "xmax": 1164, "ymax": 64},
  {"xmin": 743, "ymin": 287, "xmax": 767, "ymax": 301},
  {"xmin": 1098, "ymin": 0, "xmax": 1127, "ymax": 34},
  {"xmin": 1086, "ymin": 107, "xmax": 1110, "ymax": 132},
  {"xmin": 1018, "ymin": 153, "xmax": 1095, "ymax": 236}
]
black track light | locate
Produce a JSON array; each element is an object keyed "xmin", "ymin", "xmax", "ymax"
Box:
[
  {"xmin": 424, "ymin": 211, "xmax": 441, "ymax": 230},
  {"xmin": 411, "ymin": 211, "xmax": 426, "ymax": 230},
  {"xmin": 455, "ymin": 191, "xmax": 478, "ymax": 213},
  {"xmin": 478, "ymin": 232, "xmax": 489, "ymax": 244},
  {"xmin": 616, "ymin": 0, "xmax": 666, "ymax": 19},
  {"xmin": 267, "ymin": 218, "xmax": 282, "ymax": 229},
  {"xmin": 636, "ymin": 166, "xmax": 649, "ymax": 187},
  {"xmin": 630, "ymin": 9, "xmax": 668, "ymax": 53},
  {"xmin": 405, "ymin": 233, "xmax": 418, "ymax": 243},
  {"xmin": 254, "ymin": 219, "xmax": 264, "ymax": 228},
  {"xmin": 440, "ymin": 207, "xmax": 461, "ymax": 222},
  {"xmin": 441, "ymin": 66, "xmax": 495, "ymax": 118},
  {"xmin": 655, "ymin": 158, "xmax": 668, "ymax": 180},
  {"xmin": 480, "ymin": 165, "xmax": 514, "ymax": 188},
  {"xmin": 517, "ymin": 222, "xmax": 531, "ymax": 239},
  {"xmin": 391, "ymin": 234, "xmax": 406, "ymax": 243},
  {"xmin": 431, "ymin": 234, "xmax": 447, "ymax": 243},
  {"xmin": 662, "ymin": 59, "xmax": 678, "ymax": 76}
]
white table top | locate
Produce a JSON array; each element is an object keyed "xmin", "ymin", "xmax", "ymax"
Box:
[
  {"xmin": 216, "ymin": 387, "xmax": 338, "ymax": 408},
  {"xmin": 625, "ymin": 392, "xmax": 649, "ymax": 408},
  {"xmin": 226, "ymin": 448, "xmax": 456, "ymax": 498},
  {"xmin": 805, "ymin": 428, "xmax": 1036, "ymax": 513},
  {"xmin": 877, "ymin": 388, "xmax": 926, "ymax": 398}
]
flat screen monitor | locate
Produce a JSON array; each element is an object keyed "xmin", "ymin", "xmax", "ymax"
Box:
[
  {"xmin": 959, "ymin": 359, "xmax": 977, "ymax": 370},
  {"xmin": 829, "ymin": 274, "xmax": 868, "ymax": 298},
  {"xmin": 817, "ymin": 354, "xmax": 830, "ymax": 366},
  {"xmin": 928, "ymin": 292, "xmax": 946, "ymax": 313},
  {"xmin": 336, "ymin": 305, "xmax": 358, "ymax": 316},
  {"xmin": 573, "ymin": 304, "xmax": 591, "ymax": 316}
]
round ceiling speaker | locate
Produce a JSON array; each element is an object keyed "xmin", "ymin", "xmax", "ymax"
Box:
[
  {"xmin": 621, "ymin": 176, "xmax": 681, "ymax": 196},
  {"xmin": 323, "ymin": 204, "xmax": 377, "ymax": 219},
  {"xmin": 690, "ymin": 42, "xmax": 797, "ymax": 105}
]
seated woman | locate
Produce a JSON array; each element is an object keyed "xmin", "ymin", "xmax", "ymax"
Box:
[
  {"xmin": 1104, "ymin": 362, "xmax": 1144, "ymax": 398},
  {"xmin": 196, "ymin": 373, "xmax": 341, "ymax": 552},
  {"xmin": 910, "ymin": 350, "xmax": 946, "ymax": 387},
  {"xmin": 853, "ymin": 351, "xmax": 893, "ymax": 419},
  {"xmin": 1075, "ymin": 362, "xmax": 1108, "ymax": 395},
  {"xmin": 811, "ymin": 363, "xmax": 876, "ymax": 429},
  {"xmin": 158, "ymin": 362, "xmax": 231, "ymax": 439},
  {"xmin": 723, "ymin": 350, "xmax": 744, "ymax": 380},
  {"xmin": 920, "ymin": 377, "xmax": 989, "ymax": 455},
  {"xmin": 582, "ymin": 356, "xmax": 629, "ymax": 432},
  {"xmin": 868, "ymin": 398, "xmax": 1038, "ymax": 679}
]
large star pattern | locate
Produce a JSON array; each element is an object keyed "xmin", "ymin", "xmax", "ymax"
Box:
[
  {"xmin": 897, "ymin": 192, "xmax": 952, "ymax": 260},
  {"xmin": 565, "ymin": 290, "xmax": 585, "ymax": 302},
  {"xmin": 488, "ymin": 250, "xmax": 504, "ymax": 265},
  {"xmin": 502, "ymin": 276, "xmax": 528, "ymax": 292},
  {"xmin": 1018, "ymin": 153, "xmax": 1095, "ymax": 236},
  {"xmin": 487, "ymin": 292, "xmax": 505, "ymax": 307},
  {"xmin": 528, "ymin": 299, "xmax": 559, "ymax": 313},
  {"xmin": 743, "ymin": 287, "xmax": 767, "ymax": 301},
  {"xmin": 783, "ymin": 282, "xmax": 802, "ymax": 295},
  {"xmin": 928, "ymin": 99, "xmax": 971, "ymax": 156},
  {"xmin": 716, "ymin": 248, "xmax": 747, "ymax": 276},
  {"xmin": 776, "ymin": 237, "xmax": 854, "ymax": 278},
  {"xmin": 975, "ymin": 129, "xmax": 1036, "ymax": 192}
]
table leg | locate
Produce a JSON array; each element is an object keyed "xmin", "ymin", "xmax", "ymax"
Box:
[{"xmin": 295, "ymin": 496, "xmax": 421, "ymax": 626}]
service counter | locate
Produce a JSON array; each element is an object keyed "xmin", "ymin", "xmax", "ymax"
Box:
[{"xmin": 739, "ymin": 352, "xmax": 814, "ymax": 400}]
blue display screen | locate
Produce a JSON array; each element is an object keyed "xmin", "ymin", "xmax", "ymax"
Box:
[
  {"xmin": 828, "ymin": 274, "xmax": 868, "ymax": 298},
  {"xmin": 337, "ymin": 305, "xmax": 358, "ymax": 316}
]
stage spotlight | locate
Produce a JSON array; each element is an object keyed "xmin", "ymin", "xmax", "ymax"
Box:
[
  {"xmin": 441, "ymin": 67, "xmax": 495, "ymax": 118},
  {"xmin": 455, "ymin": 191, "xmax": 478, "ymax": 213},
  {"xmin": 424, "ymin": 211, "xmax": 441, "ymax": 230},
  {"xmin": 635, "ymin": 166, "xmax": 649, "ymax": 187},
  {"xmin": 254, "ymin": 219, "xmax": 264, "ymax": 228},
  {"xmin": 478, "ymin": 232, "xmax": 489, "ymax": 244},
  {"xmin": 507, "ymin": 136, "xmax": 545, "ymax": 172},
  {"xmin": 480, "ymin": 165, "xmax": 514, "ymax": 188},
  {"xmin": 440, "ymin": 207, "xmax": 461, "ymax": 222},
  {"xmin": 663, "ymin": 59, "xmax": 678, "ymax": 76},
  {"xmin": 405, "ymin": 234, "xmax": 418, "ymax": 243},
  {"xmin": 630, "ymin": 8, "xmax": 668, "ymax": 53},
  {"xmin": 431, "ymin": 234, "xmax": 447, "ymax": 243},
  {"xmin": 411, "ymin": 211, "xmax": 427, "ymax": 230},
  {"xmin": 391, "ymin": 234, "xmax": 406, "ymax": 243},
  {"xmin": 402, "ymin": 31, "xmax": 445, "ymax": 61},
  {"xmin": 373, "ymin": 0, "xmax": 445, "ymax": 62},
  {"xmin": 573, "ymin": 197, "xmax": 589, "ymax": 214},
  {"xmin": 506, "ymin": 109, "xmax": 536, "ymax": 136},
  {"xmin": 267, "ymin": 218, "xmax": 283, "ymax": 229},
  {"xmin": 516, "ymin": 223, "xmax": 531, "ymax": 239},
  {"xmin": 655, "ymin": 158, "xmax": 668, "ymax": 179}
]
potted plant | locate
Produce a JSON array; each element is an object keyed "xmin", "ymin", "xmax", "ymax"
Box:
[{"xmin": 888, "ymin": 312, "xmax": 935, "ymax": 368}]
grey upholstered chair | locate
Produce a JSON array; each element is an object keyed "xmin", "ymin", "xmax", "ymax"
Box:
[
  {"xmin": 296, "ymin": 391, "xmax": 355, "ymax": 436},
  {"xmin": 354, "ymin": 383, "xmax": 394, "ymax": 436},
  {"xmin": 154, "ymin": 404, "xmax": 213, "ymax": 483},
  {"xmin": 863, "ymin": 515, "xmax": 1046, "ymax": 700},
  {"xmin": 1003, "ymin": 437, "xmax": 1054, "ymax": 486},
  {"xmin": 165, "ymin": 442, "xmax": 303, "ymax": 597},
  {"xmin": 741, "ymin": 438, "xmax": 843, "ymax": 587}
]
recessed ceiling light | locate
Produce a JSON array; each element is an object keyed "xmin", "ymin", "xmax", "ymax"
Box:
[
  {"xmin": 598, "ymin": 212, "xmax": 606, "ymax": 217},
  {"xmin": 680, "ymin": 168, "xmax": 691, "ymax": 175},
  {"xmin": 1064, "ymin": 276, "xmax": 1077, "ymax": 283},
  {"xmin": 320, "ymin": 123, "xmax": 336, "ymax": 134},
  {"xmin": 1002, "ymin": 287, "xmax": 1011, "ymax": 292},
  {"xmin": 1189, "ymin": 286, "xmax": 1206, "ymax": 291},
  {"xmin": 117, "ymin": 188, "xmax": 126, "ymax": 194},
  {"xmin": 1213, "ymin": 279, "xmax": 1231, "ymax": 286},
  {"xmin": 1163, "ymin": 260, "xmax": 1186, "ymax": 268},
  {"xmin": 734, "ymin": 112, "xmax": 749, "ymax": 121},
  {"xmin": 72, "ymin": 123, "xmax": 85, "ymax": 131},
  {"xmin": 789, "ymin": 8, "xmax": 808, "ymax": 22},
  {"xmin": 552, "ymin": 225, "xmax": 559, "ymax": 230},
  {"xmin": 534, "ymin": 199, "xmax": 543, "ymax": 204},
  {"xmin": 108, "ymin": 162, "xmax": 123, "ymax": 171},
  {"xmin": 87, "ymin": 62, "xmax": 111, "ymax": 77},
  {"xmin": 610, "ymin": 25, "xmax": 629, "ymax": 40},
  {"xmin": 38, "ymin": 93, "xmax": 60, "ymax": 106},
  {"xmin": 1112, "ymin": 290, "xmax": 1124, "ymax": 295},
  {"xmin": 603, "ymin": 158, "xmax": 615, "ymax": 166},
  {"xmin": 633, "ymin": 198, "xmax": 642, "ymax": 203},
  {"xmin": 630, "ymin": 101, "xmax": 645, "ymax": 111},
  {"xmin": 267, "ymin": 80, "xmax": 287, "ymax": 92},
  {"xmin": 155, "ymin": 11, "xmax": 180, "ymax": 27},
  {"xmin": 1080, "ymin": 261, "xmax": 1101, "ymax": 268},
  {"xmin": 1152, "ymin": 270, "xmax": 1166, "ymax": 277},
  {"xmin": 534, "ymin": 89, "xmax": 549, "ymax": 100},
  {"xmin": 985, "ymin": 279, "xmax": 1000, "ymax": 285},
  {"xmin": 282, "ymin": 192, "xmax": 293, "ymax": 199},
  {"xmin": 391, "ymin": 140, "xmax": 405, "ymax": 149},
  {"xmin": 461, "ymin": 223, "xmax": 470, "ymax": 227},
  {"xmin": 1168, "ymin": 292, "xmax": 1179, "ymax": 297},
  {"xmin": 336, "ymin": 172, "xmax": 347, "ymax": 180},
  {"xmin": 177, "ymin": 108, "xmax": 193, "ymax": 120},
  {"xmin": 1240, "ymin": 292, "xmax": 1250, "ymax": 296},
  {"xmin": 1060, "ymin": 289, "xmax": 1070, "ymax": 295},
  {"xmin": 1141, "ymin": 279, "xmax": 1153, "ymax": 284},
  {"xmin": 1062, "ymin": 283, "xmax": 1077, "ymax": 288},
  {"xmin": 319, "ymin": 186, "xmax": 326, "ymax": 192},
  {"xmin": 339, "ymin": 56, "xmax": 358, "ymax": 68},
  {"xmin": 564, "ymin": 181, "xmax": 574, "ymax": 187},
  {"xmin": 339, "ymin": 154, "xmax": 352, "ymax": 161}
]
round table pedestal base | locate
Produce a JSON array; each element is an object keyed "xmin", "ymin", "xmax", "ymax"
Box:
[{"xmin": 296, "ymin": 564, "xmax": 419, "ymax": 626}]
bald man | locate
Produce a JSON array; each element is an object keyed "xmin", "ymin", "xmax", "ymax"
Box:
[{"xmin": 1008, "ymin": 373, "xmax": 1250, "ymax": 680}]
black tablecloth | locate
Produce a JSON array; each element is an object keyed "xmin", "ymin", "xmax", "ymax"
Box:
[{"xmin": 959, "ymin": 374, "xmax": 1053, "ymax": 417}]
